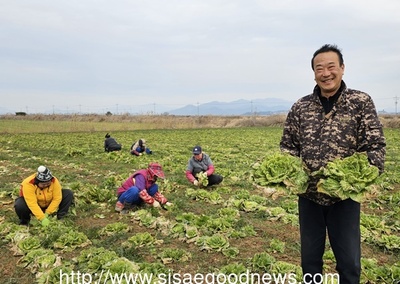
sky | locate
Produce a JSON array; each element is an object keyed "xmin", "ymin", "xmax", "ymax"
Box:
[{"xmin": 1, "ymin": 0, "xmax": 399, "ymax": 114}]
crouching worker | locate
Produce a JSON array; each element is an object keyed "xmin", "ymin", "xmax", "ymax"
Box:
[
  {"xmin": 115, "ymin": 162, "xmax": 170, "ymax": 212},
  {"xmin": 104, "ymin": 133, "xmax": 122, "ymax": 152},
  {"xmin": 14, "ymin": 166, "xmax": 74, "ymax": 226},
  {"xmin": 130, "ymin": 138, "xmax": 152, "ymax": 156},
  {"xmin": 186, "ymin": 145, "xmax": 223, "ymax": 187}
]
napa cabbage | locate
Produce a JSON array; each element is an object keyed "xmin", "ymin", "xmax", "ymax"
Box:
[
  {"xmin": 252, "ymin": 152, "xmax": 309, "ymax": 195},
  {"xmin": 17, "ymin": 235, "xmax": 42, "ymax": 253},
  {"xmin": 53, "ymin": 229, "xmax": 91, "ymax": 251},
  {"xmin": 125, "ymin": 232, "xmax": 156, "ymax": 248},
  {"xmin": 18, "ymin": 248, "xmax": 59, "ymax": 274},
  {"xmin": 196, "ymin": 172, "xmax": 209, "ymax": 187},
  {"xmin": 98, "ymin": 222, "xmax": 129, "ymax": 236},
  {"xmin": 313, "ymin": 152, "xmax": 380, "ymax": 202},
  {"xmin": 158, "ymin": 248, "xmax": 191, "ymax": 264},
  {"xmin": 251, "ymin": 252, "xmax": 275, "ymax": 271},
  {"xmin": 221, "ymin": 247, "xmax": 239, "ymax": 258},
  {"xmin": 198, "ymin": 234, "xmax": 230, "ymax": 252}
]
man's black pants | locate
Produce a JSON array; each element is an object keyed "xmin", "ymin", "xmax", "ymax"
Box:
[{"xmin": 299, "ymin": 196, "xmax": 361, "ymax": 284}]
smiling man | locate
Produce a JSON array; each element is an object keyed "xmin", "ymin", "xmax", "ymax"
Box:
[
  {"xmin": 313, "ymin": 47, "xmax": 345, "ymax": 98},
  {"xmin": 280, "ymin": 44, "xmax": 386, "ymax": 284}
]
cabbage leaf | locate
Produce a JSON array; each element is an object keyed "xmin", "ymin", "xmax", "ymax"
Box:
[
  {"xmin": 252, "ymin": 152, "xmax": 309, "ymax": 195},
  {"xmin": 313, "ymin": 152, "xmax": 380, "ymax": 202}
]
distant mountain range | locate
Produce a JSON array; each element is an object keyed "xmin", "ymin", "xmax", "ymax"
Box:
[
  {"xmin": 1, "ymin": 97, "xmax": 396, "ymax": 115},
  {"xmin": 0, "ymin": 98, "xmax": 295, "ymax": 116},
  {"xmin": 167, "ymin": 98, "xmax": 294, "ymax": 116}
]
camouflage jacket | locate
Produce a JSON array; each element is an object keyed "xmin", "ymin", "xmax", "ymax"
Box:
[{"xmin": 280, "ymin": 82, "xmax": 386, "ymax": 206}]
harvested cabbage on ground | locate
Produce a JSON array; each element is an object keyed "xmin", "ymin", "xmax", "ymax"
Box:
[
  {"xmin": 252, "ymin": 152, "xmax": 309, "ymax": 195},
  {"xmin": 313, "ymin": 152, "xmax": 380, "ymax": 202}
]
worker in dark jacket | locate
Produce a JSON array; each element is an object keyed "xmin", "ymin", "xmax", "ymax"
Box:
[{"xmin": 104, "ymin": 133, "xmax": 122, "ymax": 152}]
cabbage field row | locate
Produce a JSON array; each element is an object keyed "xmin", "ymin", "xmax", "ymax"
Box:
[{"xmin": 0, "ymin": 127, "xmax": 399, "ymax": 283}]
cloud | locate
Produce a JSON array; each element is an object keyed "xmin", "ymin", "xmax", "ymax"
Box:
[{"xmin": 0, "ymin": 0, "xmax": 399, "ymax": 114}]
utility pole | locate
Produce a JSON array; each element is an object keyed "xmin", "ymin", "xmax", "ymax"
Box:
[
  {"xmin": 250, "ymin": 100, "xmax": 256, "ymax": 125},
  {"xmin": 394, "ymin": 96, "xmax": 399, "ymax": 115}
]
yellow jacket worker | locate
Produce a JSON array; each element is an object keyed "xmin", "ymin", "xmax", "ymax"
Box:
[{"xmin": 14, "ymin": 166, "xmax": 74, "ymax": 226}]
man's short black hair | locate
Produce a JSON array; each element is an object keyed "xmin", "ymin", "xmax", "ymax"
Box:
[{"xmin": 311, "ymin": 44, "xmax": 344, "ymax": 70}]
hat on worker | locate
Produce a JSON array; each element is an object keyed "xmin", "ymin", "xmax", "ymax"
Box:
[
  {"xmin": 192, "ymin": 146, "xmax": 202, "ymax": 155},
  {"xmin": 148, "ymin": 162, "xmax": 165, "ymax": 179},
  {"xmin": 36, "ymin": 166, "xmax": 53, "ymax": 182}
]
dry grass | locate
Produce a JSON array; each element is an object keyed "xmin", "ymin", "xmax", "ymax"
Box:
[
  {"xmin": 1, "ymin": 114, "xmax": 399, "ymax": 134},
  {"xmin": 0, "ymin": 114, "xmax": 289, "ymax": 133},
  {"xmin": 380, "ymin": 114, "xmax": 400, "ymax": 128}
]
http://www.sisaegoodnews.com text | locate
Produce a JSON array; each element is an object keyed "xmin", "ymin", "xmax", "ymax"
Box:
[{"xmin": 59, "ymin": 269, "xmax": 341, "ymax": 284}]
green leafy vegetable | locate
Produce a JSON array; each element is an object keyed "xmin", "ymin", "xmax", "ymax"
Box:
[
  {"xmin": 37, "ymin": 264, "xmax": 73, "ymax": 284},
  {"xmin": 184, "ymin": 225, "xmax": 199, "ymax": 242},
  {"xmin": 196, "ymin": 172, "xmax": 209, "ymax": 187},
  {"xmin": 252, "ymin": 152, "xmax": 309, "ymax": 195},
  {"xmin": 268, "ymin": 238, "xmax": 285, "ymax": 253},
  {"xmin": 219, "ymin": 262, "xmax": 248, "ymax": 275},
  {"xmin": 314, "ymin": 152, "xmax": 380, "ymax": 202},
  {"xmin": 158, "ymin": 248, "xmax": 191, "ymax": 264},
  {"xmin": 125, "ymin": 232, "xmax": 156, "ymax": 248},
  {"xmin": 99, "ymin": 222, "xmax": 129, "ymax": 236},
  {"xmin": 78, "ymin": 247, "xmax": 119, "ymax": 273},
  {"xmin": 251, "ymin": 252, "xmax": 275, "ymax": 271},
  {"xmin": 17, "ymin": 235, "xmax": 41, "ymax": 254},
  {"xmin": 221, "ymin": 247, "xmax": 239, "ymax": 258},
  {"xmin": 104, "ymin": 257, "xmax": 140, "ymax": 274},
  {"xmin": 185, "ymin": 188, "xmax": 222, "ymax": 204},
  {"xmin": 18, "ymin": 248, "xmax": 59, "ymax": 274},
  {"xmin": 271, "ymin": 261, "xmax": 302, "ymax": 281},
  {"xmin": 53, "ymin": 230, "xmax": 91, "ymax": 251},
  {"xmin": 198, "ymin": 234, "xmax": 230, "ymax": 252}
]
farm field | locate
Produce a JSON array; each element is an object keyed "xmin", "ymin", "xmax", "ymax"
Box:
[{"xmin": 0, "ymin": 124, "xmax": 399, "ymax": 283}]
